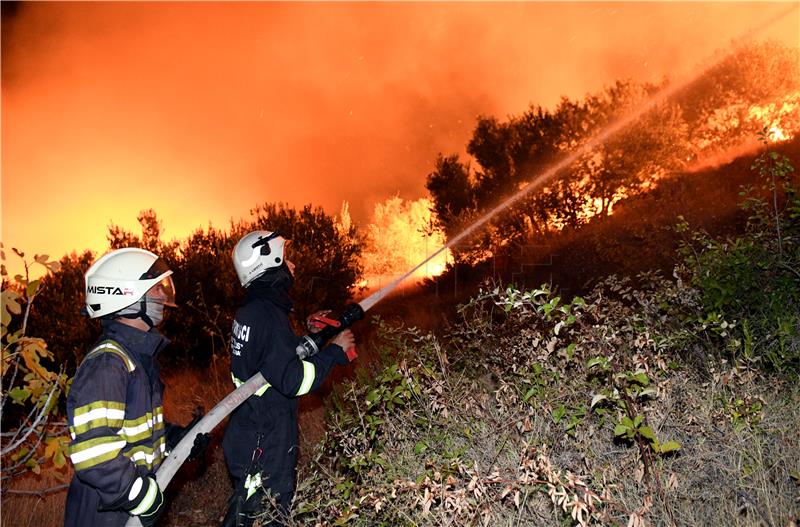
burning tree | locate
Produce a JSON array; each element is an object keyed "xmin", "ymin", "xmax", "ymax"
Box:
[
  {"xmin": 361, "ymin": 196, "xmax": 450, "ymax": 281},
  {"xmin": 427, "ymin": 41, "xmax": 800, "ymax": 263}
]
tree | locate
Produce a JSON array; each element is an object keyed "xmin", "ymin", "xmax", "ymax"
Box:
[
  {"xmin": 25, "ymin": 251, "xmax": 98, "ymax": 369},
  {"xmin": 361, "ymin": 197, "xmax": 449, "ymax": 277},
  {"xmin": 1, "ymin": 247, "xmax": 71, "ymax": 490}
]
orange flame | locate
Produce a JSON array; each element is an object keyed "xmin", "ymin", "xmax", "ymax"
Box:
[{"xmin": 358, "ymin": 197, "xmax": 450, "ymax": 289}]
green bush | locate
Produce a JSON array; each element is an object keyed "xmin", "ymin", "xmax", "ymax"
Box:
[{"xmin": 678, "ymin": 136, "xmax": 799, "ymax": 372}]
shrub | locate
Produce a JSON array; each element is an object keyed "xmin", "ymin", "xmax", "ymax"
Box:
[{"xmin": 677, "ymin": 134, "xmax": 800, "ymax": 372}]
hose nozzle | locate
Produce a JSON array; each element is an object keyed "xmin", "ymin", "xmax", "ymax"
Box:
[{"xmin": 296, "ymin": 303, "xmax": 365, "ymax": 359}]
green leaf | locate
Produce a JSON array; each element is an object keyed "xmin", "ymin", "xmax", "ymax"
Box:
[
  {"xmin": 552, "ymin": 405, "xmax": 567, "ymax": 424},
  {"xmin": 638, "ymin": 425, "xmax": 656, "ymax": 442},
  {"xmin": 523, "ymin": 386, "xmax": 538, "ymax": 403},
  {"xmin": 53, "ymin": 450, "xmax": 67, "ymax": 469},
  {"xmin": 633, "ymin": 415, "xmax": 643, "ymax": 428},
  {"xmin": 637, "ymin": 387, "xmax": 658, "ymax": 398},
  {"xmin": 9, "ymin": 386, "xmax": 31, "ymax": 404},
  {"xmin": 621, "ymin": 416, "xmax": 634, "ymax": 428},
  {"xmin": 614, "ymin": 423, "xmax": 629, "ymax": 437},
  {"xmin": 11, "ymin": 447, "xmax": 29, "ymax": 462},
  {"xmin": 1, "ymin": 290, "xmax": 22, "ymax": 327},
  {"xmin": 659, "ymin": 440, "xmax": 681, "ymax": 454},
  {"xmin": 414, "ymin": 441, "xmax": 428, "ymax": 455},
  {"xmin": 26, "ymin": 279, "xmax": 41, "ymax": 298},
  {"xmin": 632, "ymin": 372, "xmax": 649, "ymax": 386},
  {"xmin": 587, "ymin": 357, "xmax": 606, "ymax": 369},
  {"xmin": 365, "ymin": 389, "xmax": 380, "ymax": 406}
]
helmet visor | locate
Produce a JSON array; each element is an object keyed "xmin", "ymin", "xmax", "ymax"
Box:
[{"xmin": 146, "ymin": 275, "xmax": 177, "ymax": 307}]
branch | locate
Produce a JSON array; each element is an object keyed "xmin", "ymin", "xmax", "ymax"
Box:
[
  {"xmin": 1, "ymin": 375, "xmax": 61, "ymax": 456},
  {"xmin": 1, "ymin": 483, "xmax": 69, "ymax": 497},
  {"xmin": 780, "ymin": 263, "xmax": 800, "ymax": 281},
  {"xmin": 2, "ymin": 417, "xmax": 52, "ymax": 474}
]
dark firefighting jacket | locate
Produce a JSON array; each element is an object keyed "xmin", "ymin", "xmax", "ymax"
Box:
[
  {"xmin": 64, "ymin": 320, "xmax": 169, "ymax": 527},
  {"xmin": 222, "ymin": 276, "xmax": 347, "ymax": 506}
]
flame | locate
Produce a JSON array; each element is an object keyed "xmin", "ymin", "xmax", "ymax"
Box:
[
  {"xmin": 360, "ymin": 197, "xmax": 451, "ymax": 289},
  {"xmin": 747, "ymin": 91, "xmax": 799, "ymax": 142},
  {"xmin": 768, "ymin": 126, "xmax": 788, "ymax": 142}
]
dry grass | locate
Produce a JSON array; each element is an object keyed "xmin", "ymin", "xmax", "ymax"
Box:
[
  {"xmin": 1, "ymin": 468, "xmax": 70, "ymax": 527},
  {"xmin": 284, "ymin": 276, "xmax": 800, "ymax": 527}
]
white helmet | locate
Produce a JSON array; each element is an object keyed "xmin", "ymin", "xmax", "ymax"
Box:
[
  {"xmin": 84, "ymin": 248, "xmax": 176, "ymax": 318},
  {"xmin": 232, "ymin": 230, "xmax": 288, "ymax": 287}
]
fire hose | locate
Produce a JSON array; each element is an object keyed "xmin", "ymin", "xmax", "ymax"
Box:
[{"xmin": 124, "ymin": 304, "xmax": 364, "ymax": 527}]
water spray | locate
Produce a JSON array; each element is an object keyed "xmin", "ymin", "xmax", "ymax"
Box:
[{"xmin": 124, "ymin": 6, "xmax": 798, "ymax": 525}]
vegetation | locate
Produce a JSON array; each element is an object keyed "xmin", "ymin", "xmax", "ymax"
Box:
[
  {"xmin": 426, "ymin": 42, "xmax": 799, "ymax": 262},
  {"xmin": 282, "ymin": 145, "xmax": 799, "ymax": 523},
  {"xmin": 25, "ymin": 203, "xmax": 364, "ymax": 368},
  {"xmin": 1, "ymin": 249, "xmax": 71, "ymax": 491},
  {"xmin": 3, "ymin": 40, "xmax": 799, "ymax": 527},
  {"xmin": 265, "ymin": 145, "xmax": 799, "ymax": 526}
]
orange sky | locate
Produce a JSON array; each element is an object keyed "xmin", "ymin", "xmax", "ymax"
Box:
[{"xmin": 2, "ymin": 2, "xmax": 798, "ymax": 275}]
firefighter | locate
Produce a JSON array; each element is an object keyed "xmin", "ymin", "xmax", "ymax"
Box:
[
  {"xmin": 65, "ymin": 248, "xmax": 206, "ymax": 527},
  {"xmin": 222, "ymin": 231, "xmax": 357, "ymax": 527}
]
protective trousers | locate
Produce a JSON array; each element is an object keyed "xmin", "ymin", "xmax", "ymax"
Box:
[{"xmin": 221, "ymin": 405, "xmax": 298, "ymax": 527}]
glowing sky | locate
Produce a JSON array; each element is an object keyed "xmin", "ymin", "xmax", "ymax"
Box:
[{"xmin": 2, "ymin": 2, "xmax": 798, "ymax": 273}]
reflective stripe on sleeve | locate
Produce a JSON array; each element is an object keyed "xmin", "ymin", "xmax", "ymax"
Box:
[
  {"xmin": 116, "ymin": 407, "xmax": 165, "ymax": 442},
  {"xmin": 69, "ymin": 401, "xmax": 126, "ymax": 436},
  {"xmin": 68, "ymin": 436, "xmax": 127, "ymax": 471},
  {"xmin": 129, "ymin": 477, "xmax": 158, "ymax": 515},
  {"xmin": 125, "ymin": 436, "xmax": 167, "ymax": 469},
  {"xmin": 296, "ymin": 361, "xmax": 316, "ymax": 396}
]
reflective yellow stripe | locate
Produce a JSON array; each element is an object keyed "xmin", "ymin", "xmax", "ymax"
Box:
[
  {"xmin": 123, "ymin": 436, "xmax": 167, "ymax": 469},
  {"xmin": 296, "ymin": 361, "xmax": 316, "ymax": 396},
  {"xmin": 129, "ymin": 477, "xmax": 158, "ymax": 515},
  {"xmin": 70, "ymin": 401, "xmax": 126, "ymax": 436},
  {"xmin": 68, "ymin": 436, "xmax": 127, "ymax": 471},
  {"xmin": 86, "ymin": 340, "xmax": 136, "ymax": 372},
  {"xmin": 117, "ymin": 407, "xmax": 165, "ymax": 442},
  {"xmin": 231, "ymin": 373, "xmax": 270, "ymax": 396},
  {"xmin": 244, "ymin": 472, "xmax": 262, "ymax": 499}
]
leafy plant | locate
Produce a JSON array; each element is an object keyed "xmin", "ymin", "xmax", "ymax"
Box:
[{"xmin": 1, "ymin": 246, "xmax": 71, "ymax": 486}]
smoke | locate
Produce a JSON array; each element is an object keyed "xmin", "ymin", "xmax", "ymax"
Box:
[{"xmin": 2, "ymin": 2, "xmax": 797, "ymax": 268}]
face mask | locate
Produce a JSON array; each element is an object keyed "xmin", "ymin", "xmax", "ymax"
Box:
[{"xmin": 145, "ymin": 298, "xmax": 166, "ymax": 327}]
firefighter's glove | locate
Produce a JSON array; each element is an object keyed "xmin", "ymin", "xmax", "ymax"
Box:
[
  {"xmin": 165, "ymin": 416, "xmax": 210, "ymax": 461},
  {"xmin": 188, "ymin": 431, "xmax": 211, "ymax": 461},
  {"xmin": 332, "ymin": 329, "xmax": 357, "ymax": 365},
  {"xmin": 307, "ymin": 310, "xmax": 337, "ymax": 333},
  {"xmin": 126, "ymin": 475, "xmax": 165, "ymax": 527}
]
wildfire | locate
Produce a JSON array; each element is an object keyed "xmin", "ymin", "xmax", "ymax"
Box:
[
  {"xmin": 768, "ymin": 126, "xmax": 788, "ymax": 142},
  {"xmin": 358, "ymin": 197, "xmax": 451, "ymax": 290},
  {"xmin": 747, "ymin": 91, "xmax": 799, "ymax": 143}
]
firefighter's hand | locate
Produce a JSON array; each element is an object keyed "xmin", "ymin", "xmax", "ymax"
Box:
[
  {"xmin": 127, "ymin": 476, "xmax": 165, "ymax": 527},
  {"xmin": 307, "ymin": 310, "xmax": 336, "ymax": 333},
  {"xmin": 332, "ymin": 329, "xmax": 357, "ymax": 363},
  {"xmin": 188, "ymin": 431, "xmax": 211, "ymax": 462}
]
